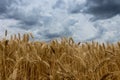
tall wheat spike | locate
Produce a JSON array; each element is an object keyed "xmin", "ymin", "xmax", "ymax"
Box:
[{"xmin": 0, "ymin": 32, "xmax": 120, "ymax": 80}]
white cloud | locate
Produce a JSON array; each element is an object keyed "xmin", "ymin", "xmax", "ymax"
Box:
[
  {"xmin": 0, "ymin": 0, "xmax": 120, "ymax": 42},
  {"xmin": 93, "ymin": 15, "xmax": 120, "ymax": 42}
]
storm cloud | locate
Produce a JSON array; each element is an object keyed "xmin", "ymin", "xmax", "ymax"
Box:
[
  {"xmin": 0, "ymin": 0, "xmax": 120, "ymax": 42},
  {"xmin": 83, "ymin": 0, "xmax": 120, "ymax": 20}
]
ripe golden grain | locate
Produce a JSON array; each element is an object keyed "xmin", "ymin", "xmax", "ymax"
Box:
[
  {"xmin": 18, "ymin": 33, "xmax": 21, "ymax": 40},
  {"xmin": 0, "ymin": 33, "xmax": 120, "ymax": 80}
]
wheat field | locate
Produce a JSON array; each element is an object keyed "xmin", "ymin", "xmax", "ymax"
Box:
[{"xmin": 0, "ymin": 31, "xmax": 120, "ymax": 80}]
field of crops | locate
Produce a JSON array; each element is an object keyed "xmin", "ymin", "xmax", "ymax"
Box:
[{"xmin": 0, "ymin": 32, "xmax": 120, "ymax": 80}]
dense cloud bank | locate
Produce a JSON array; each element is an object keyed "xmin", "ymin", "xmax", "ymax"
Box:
[
  {"xmin": 82, "ymin": 0, "xmax": 120, "ymax": 20},
  {"xmin": 0, "ymin": 0, "xmax": 120, "ymax": 42}
]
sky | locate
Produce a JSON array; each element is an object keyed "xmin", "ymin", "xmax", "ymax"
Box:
[{"xmin": 0, "ymin": 0, "xmax": 120, "ymax": 42}]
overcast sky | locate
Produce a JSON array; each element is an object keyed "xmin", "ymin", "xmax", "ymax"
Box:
[{"xmin": 0, "ymin": 0, "xmax": 120, "ymax": 42}]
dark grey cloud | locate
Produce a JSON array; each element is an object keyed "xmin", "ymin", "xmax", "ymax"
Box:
[
  {"xmin": 52, "ymin": 0, "xmax": 84, "ymax": 14},
  {"xmin": 0, "ymin": 0, "xmax": 40, "ymax": 28},
  {"xmin": 36, "ymin": 27, "xmax": 72, "ymax": 41},
  {"xmin": 52, "ymin": 0, "xmax": 66, "ymax": 9},
  {"xmin": 2, "ymin": 0, "xmax": 120, "ymax": 43},
  {"xmin": 0, "ymin": 0, "xmax": 13, "ymax": 14},
  {"xmin": 67, "ymin": 0, "xmax": 120, "ymax": 20},
  {"xmin": 83, "ymin": 0, "xmax": 120, "ymax": 20},
  {"xmin": 67, "ymin": 0, "xmax": 84, "ymax": 14},
  {"xmin": 68, "ymin": 4, "xmax": 82, "ymax": 13},
  {"xmin": 44, "ymin": 33, "xmax": 61, "ymax": 39},
  {"xmin": 0, "ymin": 0, "xmax": 19, "ymax": 15},
  {"xmin": 0, "ymin": 0, "xmax": 7, "ymax": 13}
]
